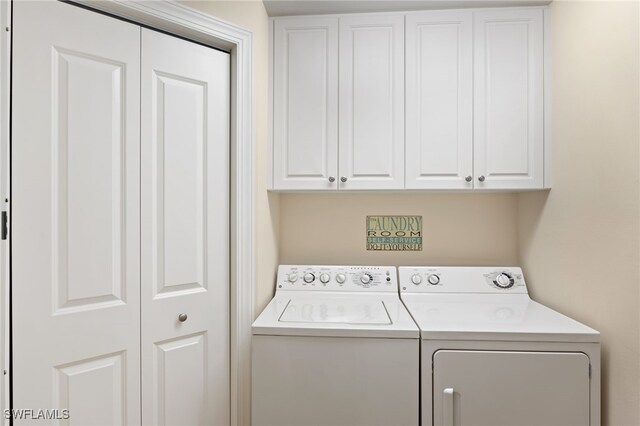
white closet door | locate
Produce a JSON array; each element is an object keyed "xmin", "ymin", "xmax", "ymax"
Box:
[
  {"xmin": 474, "ymin": 9, "xmax": 544, "ymax": 190},
  {"xmin": 273, "ymin": 17, "xmax": 339, "ymax": 190},
  {"xmin": 12, "ymin": 2, "xmax": 141, "ymax": 424},
  {"xmin": 141, "ymin": 29, "xmax": 230, "ymax": 426},
  {"xmin": 405, "ymin": 11, "xmax": 473, "ymax": 189},
  {"xmin": 339, "ymin": 15, "xmax": 405, "ymax": 190}
]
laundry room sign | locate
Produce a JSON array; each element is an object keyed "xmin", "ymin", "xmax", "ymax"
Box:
[{"xmin": 366, "ymin": 216, "xmax": 423, "ymax": 251}]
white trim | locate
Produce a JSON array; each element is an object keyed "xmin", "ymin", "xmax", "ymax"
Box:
[
  {"xmin": 0, "ymin": 1, "xmax": 11, "ymax": 425},
  {"xmin": 266, "ymin": 4, "xmax": 550, "ymax": 21},
  {"xmin": 267, "ymin": 18, "xmax": 274, "ymax": 190},
  {"xmin": 263, "ymin": 0, "xmax": 551, "ymax": 18},
  {"xmin": 7, "ymin": 1, "xmax": 255, "ymax": 424},
  {"xmin": 543, "ymin": 6, "xmax": 552, "ymax": 188}
]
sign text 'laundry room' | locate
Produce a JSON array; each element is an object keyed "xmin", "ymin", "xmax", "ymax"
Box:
[{"xmin": 366, "ymin": 216, "xmax": 423, "ymax": 251}]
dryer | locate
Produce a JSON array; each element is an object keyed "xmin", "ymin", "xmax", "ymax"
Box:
[
  {"xmin": 399, "ymin": 266, "xmax": 600, "ymax": 426},
  {"xmin": 252, "ymin": 265, "xmax": 419, "ymax": 426}
]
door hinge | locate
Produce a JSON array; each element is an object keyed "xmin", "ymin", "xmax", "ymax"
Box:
[{"xmin": 1, "ymin": 210, "xmax": 7, "ymax": 240}]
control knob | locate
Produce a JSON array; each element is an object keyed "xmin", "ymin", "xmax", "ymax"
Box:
[
  {"xmin": 494, "ymin": 272, "xmax": 514, "ymax": 289},
  {"xmin": 360, "ymin": 273, "xmax": 373, "ymax": 285},
  {"xmin": 287, "ymin": 273, "xmax": 298, "ymax": 283},
  {"xmin": 411, "ymin": 274, "xmax": 423, "ymax": 285},
  {"xmin": 319, "ymin": 273, "xmax": 331, "ymax": 284},
  {"xmin": 303, "ymin": 273, "xmax": 315, "ymax": 284},
  {"xmin": 335, "ymin": 273, "xmax": 346, "ymax": 284},
  {"xmin": 427, "ymin": 274, "xmax": 440, "ymax": 285}
]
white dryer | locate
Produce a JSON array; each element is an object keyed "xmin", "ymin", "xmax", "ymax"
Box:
[
  {"xmin": 399, "ymin": 266, "xmax": 600, "ymax": 426},
  {"xmin": 252, "ymin": 265, "xmax": 419, "ymax": 426}
]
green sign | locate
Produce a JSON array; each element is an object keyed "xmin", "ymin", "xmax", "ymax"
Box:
[{"xmin": 366, "ymin": 216, "xmax": 422, "ymax": 251}]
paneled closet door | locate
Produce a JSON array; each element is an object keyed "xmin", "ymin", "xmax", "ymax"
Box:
[
  {"xmin": 141, "ymin": 29, "xmax": 231, "ymax": 426},
  {"xmin": 405, "ymin": 11, "xmax": 473, "ymax": 189},
  {"xmin": 338, "ymin": 15, "xmax": 405, "ymax": 190},
  {"xmin": 474, "ymin": 9, "xmax": 544, "ymax": 190},
  {"xmin": 272, "ymin": 17, "xmax": 339, "ymax": 190},
  {"xmin": 12, "ymin": 2, "xmax": 141, "ymax": 424}
]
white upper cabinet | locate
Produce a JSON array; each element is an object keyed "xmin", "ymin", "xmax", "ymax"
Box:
[
  {"xmin": 273, "ymin": 17, "xmax": 338, "ymax": 190},
  {"xmin": 270, "ymin": 7, "xmax": 549, "ymax": 191},
  {"xmin": 338, "ymin": 15, "xmax": 405, "ymax": 190},
  {"xmin": 405, "ymin": 11, "xmax": 473, "ymax": 189},
  {"xmin": 474, "ymin": 8, "xmax": 545, "ymax": 190}
]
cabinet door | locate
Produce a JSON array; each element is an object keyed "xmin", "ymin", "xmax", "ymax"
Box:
[
  {"xmin": 474, "ymin": 9, "xmax": 544, "ymax": 189},
  {"xmin": 339, "ymin": 15, "xmax": 404, "ymax": 190},
  {"xmin": 273, "ymin": 17, "xmax": 339, "ymax": 190},
  {"xmin": 433, "ymin": 350, "xmax": 590, "ymax": 426},
  {"xmin": 406, "ymin": 11, "xmax": 473, "ymax": 189}
]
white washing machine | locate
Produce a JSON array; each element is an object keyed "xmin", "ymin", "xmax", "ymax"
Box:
[
  {"xmin": 399, "ymin": 266, "xmax": 601, "ymax": 426},
  {"xmin": 252, "ymin": 265, "xmax": 419, "ymax": 426}
]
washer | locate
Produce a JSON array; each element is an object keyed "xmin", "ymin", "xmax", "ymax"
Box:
[
  {"xmin": 399, "ymin": 266, "xmax": 600, "ymax": 426},
  {"xmin": 252, "ymin": 265, "xmax": 419, "ymax": 426}
]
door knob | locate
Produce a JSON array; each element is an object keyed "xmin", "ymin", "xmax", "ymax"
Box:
[
  {"xmin": 328, "ymin": 176, "xmax": 335, "ymax": 182},
  {"xmin": 464, "ymin": 176, "xmax": 472, "ymax": 182},
  {"xmin": 178, "ymin": 313, "xmax": 188, "ymax": 322},
  {"xmin": 478, "ymin": 175, "xmax": 486, "ymax": 182},
  {"xmin": 340, "ymin": 176, "xmax": 347, "ymax": 183}
]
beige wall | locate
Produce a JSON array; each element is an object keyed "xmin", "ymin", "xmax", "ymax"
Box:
[
  {"xmin": 181, "ymin": 0, "xmax": 280, "ymax": 315},
  {"xmin": 518, "ymin": 1, "xmax": 640, "ymax": 424},
  {"xmin": 280, "ymin": 193, "xmax": 519, "ymax": 266},
  {"xmin": 180, "ymin": 1, "xmax": 640, "ymax": 423}
]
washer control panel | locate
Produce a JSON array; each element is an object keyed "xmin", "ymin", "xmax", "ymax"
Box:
[
  {"xmin": 277, "ymin": 265, "xmax": 397, "ymax": 292},
  {"xmin": 399, "ymin": 267, "xmax": 528, "ymax": 294}
]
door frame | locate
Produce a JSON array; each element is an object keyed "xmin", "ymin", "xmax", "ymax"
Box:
[
  {"xmin": 0, "ymin": 1, "xmax": 255, "ymax": 424},
  {"xmin": 0, "ymin": 1, "xmax": 9, "ymax": 425}
]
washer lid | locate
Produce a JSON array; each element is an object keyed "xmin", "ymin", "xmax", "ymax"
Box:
[
  {"xmin": 279, "ymin": 297, "xmax": 392, "ymax": 325},
  {"xmin": 252, "ymin": 292, "xmax": 419, "ymax": 338}
]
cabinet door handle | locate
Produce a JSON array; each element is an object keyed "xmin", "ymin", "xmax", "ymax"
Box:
[
  {"xmin": 464, "ymin": 176, "xmax": 472, "ymax": 182},
  {"xmin": 478, "ymin": 175, "xmax": 486, "ymax": 182},
  {"xmin": 328, "ymin": 176, "xmax": 336, "ymax": 183},
  {"xmin": 443, "ymin": 388, "xmax": 454, "ymax": 426},
  {"xmin": 340, "ymin": 176, "xmax": 347, "ymax": 183}
]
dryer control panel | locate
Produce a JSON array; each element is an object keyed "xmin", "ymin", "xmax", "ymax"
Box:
[
  {"xmin": 277, "ymin": 265, "xmax": 398, "ymax": 292},
  {"xmin": 399, "ymin": 266, "xmax": 528, "ymax": 294}
]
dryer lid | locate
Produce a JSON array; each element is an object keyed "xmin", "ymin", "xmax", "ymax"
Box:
[
  {"xmin": 401, "ymin": 294, "xmax": 600, "ymax": 343},
  {"xmin": 279, "ymin": 297, "xmax": 392, "ymax": 325}
]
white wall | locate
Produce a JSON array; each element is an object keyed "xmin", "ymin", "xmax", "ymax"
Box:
[{"xmin": 517, "ymin": 1, "xmax": 640, "ymax": 424}]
